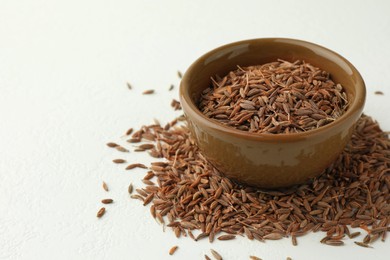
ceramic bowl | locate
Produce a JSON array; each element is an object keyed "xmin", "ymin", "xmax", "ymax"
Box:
[{"xmin": 179, "ymin": 38, "xmax": 365, "ymax": 188}]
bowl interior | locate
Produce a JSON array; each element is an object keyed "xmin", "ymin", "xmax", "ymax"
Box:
[{"xmin": 181, "ymin": 38, "xmax": 365, "ymax": 136}]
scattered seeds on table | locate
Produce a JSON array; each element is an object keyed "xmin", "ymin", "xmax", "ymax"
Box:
[
  {"xmin": 104, "ymin": 60, "xmax": 390, "ymax": 260},
  {"xmin": 143, "ymin": 89, "xmax": 155, "ymax": 95},
  {"xmin": 169, "ymin": 245, "xmax": 178, "ymax": 255},
  {"xmin": 113, "ymin": 159, "xmax": 126, "ymax": 164},
  {"xmin": 124, "ymin": 115, "xmax": 389, "ymax": 247},
  {"xmin": 102, "ymin": 181, "xmax": 109, "ymax": 192},
  {"xmin": 97, "ymin": 207, "xmax": 106, "ymax": 218}
]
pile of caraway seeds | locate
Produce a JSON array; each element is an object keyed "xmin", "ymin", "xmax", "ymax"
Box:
[{"xmin": 103, "ymin": 62, "xmax": 389, "ymax": 259}]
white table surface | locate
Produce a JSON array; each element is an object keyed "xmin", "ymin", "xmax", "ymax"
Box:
[{"xmin": 1, "ymin": 0, "xmax": 389, "ymax": 259}]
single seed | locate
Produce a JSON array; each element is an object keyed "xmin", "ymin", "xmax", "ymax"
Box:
[
  {"xmin": 169, "ymin": 245, "xmax": 178, "ymax": 255},
  {"xmin": 292, "ymin": 235, "xmax": 297, "ymax": 246},
  {"xmin": 113, "ymin": 159, "xmax": 126, "ymax": 164},
  {"xmin": 126, "ymin": 82, "xmax": 132, "ymax": 90},
  {"xmin": 156, "ymin": 212, "xmax": 164, "ymax": 224},
  {"xmin": 263, "ymin": 233, "xmax": 283, "ymax": 240},
  {"xmin": 244, "ymin": 227, "xmax": 254, "ymax": 240},
  {"xmin": 142, "ymin": 179, "xmax": 155, "ymax": 185},
  {"xmin": 128, "ymin": 183, "xmax": 133, "ymax": 194},
  {"xmin": 249, "ymin": 256, "xmax": 262, "ymax": 260},
  {"xmin": 354, "ymin": 241, "xmax": 372, "ymax": 248},
  {"xmin": 217, "ymin": 235, "xmax": 236, "ymax": 241},
  {"xmin": 102, "ymin": 181, "xmax": 109, "ymax": 192},
  {"xmin": 169, "ymin": 84, "xmax": 174, "ymax": 91},
  {"xmin": 143, "ymin": 89, "xmax": 155, "ymax": 95},
  {"xmin": 196, "ymin": 232, "xmax": 208, "ymax": 241},
  {"xmin": 349, "ymin": 232, "xmax": 361, "ymax": 239},
  {"xmin": 125, "ymin": 128, "xmax": 133, "ymax": 136},
  {"xmin": 174, "ymin": 227, "xmax": 181, "ymax": 238},
  {"xmin": 101, "ymin": 199, "xmax": 113, "ymax": 204},
  {"xmin": 320, "ymin": 236, "xmax": 330, "ymax": 243},
  {"xmin": 130, "ymin": 194, "xmax": 144, "ymax": 201},
  {"xmin": 115, "ymin": 146, "xmax": 129, "ymax": 152},
  {"xmin": 150, "ymin": 204, "xmax": 156, "ymax": 218},
  {"xmin": 127, "ymin": 138, "xmax": 141, "ymax": 143},
  {"xmin": 210, "ymin": 249, "xmax": 222, "ymax": 260},
  {"xmin": 177, "ymin": 70, "xmax": 183, "ymax": 78},
  {"xmin": 325, "ymin": 240, "xmax": 344, "ymax": 246},
  {"xmin": 97, "ymin": 207, "xmax": 105, "ymax": 218},
  {"xmin": 363, "ymin": 234, "xmax": 371, "ymax": 244},
  {"xmin": 209, "ymin": 231, "xmax": 215, "ymax": 243},
  {"xmin": 106, "ymin": 142, "xmax": 118, "ymax": 148},
  {"xmin": 143, "ymin": 193, "xmax": 154, "ymax": 206},
  {"xmin": 136, "ymin": 188, "xmax": 148, "ymax": 197},
  {"xmin": 126, "ymin": 163, "xmax": 147, "ymax": 170},
  {"xmin": 138, "ymin": 144, "xmax": 154, "ymax": 150},
  {"xmin": 374, "ymin": 91, "xmax": 384, "ymax": 95}
]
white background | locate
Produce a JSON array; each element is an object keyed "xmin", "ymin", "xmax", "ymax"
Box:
[{"xmin": 1, "ymin": 0, "xmax": 389, "ymax": 259}]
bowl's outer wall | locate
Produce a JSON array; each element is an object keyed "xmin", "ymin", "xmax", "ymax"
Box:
[{"xmin": 180, "ymin": 38, "xmax": 365, "ymax": 188}]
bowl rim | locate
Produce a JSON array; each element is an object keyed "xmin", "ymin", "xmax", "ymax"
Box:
[{"xmin": 180, "ymin": 37, "xmax": 366, "ymax": 141}]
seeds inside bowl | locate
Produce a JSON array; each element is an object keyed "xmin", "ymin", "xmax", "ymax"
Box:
[{"xmin": 199, "ymin": 59, "xmax": 348, "ymax": 134}]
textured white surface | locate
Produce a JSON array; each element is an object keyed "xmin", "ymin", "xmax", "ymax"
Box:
[{"xmin": 0, "ymin": 0, "xmax": 390, "ymax": 259}]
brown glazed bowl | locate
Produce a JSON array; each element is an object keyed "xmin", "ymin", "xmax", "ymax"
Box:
[{"xmin": 179, "ymin": 38, "xmax": 365, "ymax": 189}]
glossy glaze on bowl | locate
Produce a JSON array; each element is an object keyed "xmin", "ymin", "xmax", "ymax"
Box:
[{"xmin": 180, "ymin": 38, "xmax": 365, "ymax": 188}]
